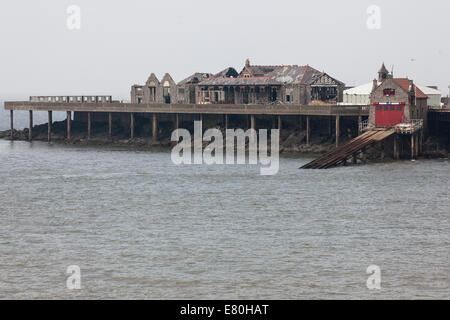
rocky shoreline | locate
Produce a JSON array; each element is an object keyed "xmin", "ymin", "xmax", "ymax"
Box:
[
  {"xmin": 1, "ymin": 119, "xmax": 448, "ymax": 159},
  {"xmin": 0, "ymin": 119, "xmax": 337, "ymax": 154}
]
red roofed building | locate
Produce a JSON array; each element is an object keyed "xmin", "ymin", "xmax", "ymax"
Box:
[{"xmin": 369, "ymin": 67, "xmax": 428, "ymax": 128}]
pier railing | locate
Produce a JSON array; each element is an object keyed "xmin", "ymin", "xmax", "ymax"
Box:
[
  {"xmin": 359, "ymin": 119, "xmax": 374, "ymax": 133},
  {"xmin": 29, "ymin": 96, "xmax": 113, "ymax": 103},
  {"xmin": 395, "ymin": 119, "xmax": 423, "ymax": 134}
]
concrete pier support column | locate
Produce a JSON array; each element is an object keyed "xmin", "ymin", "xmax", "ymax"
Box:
[
  {"xmin": 415, "ymin": 133, "xmax": 419, "ymax": 157},
  {"xmin": 108, "ymin": 112, "xmax": 112, "ymax": 139},
  {"xmin": 152, "ymin": 114, "xmax": 157, "ymax": 141},
  {"xmin": 335, "ymin": 115, "xmax": 340, "ymax": 147},
  {"xmin": 199, "ymin": 114, "xmax": 203, "ymax": 134},
  {"xmin": 48, "ymin": 111, "xmax": 52, "ymax": 142},
  {"xmin": 250, "ymin": 115, "xmax": 256, "ymax": 144},
  {"xmin": 278, "ymin": 115, "xmax": 282, "ymax": 131},
  {"xmin": 328, "ymin": 116, "xmax": 332, "ymax": 136},
  {"xmin": 393, "ymin": 135, "xmax": 399, "ymax": 160},
  {"xmin": 29, "ymin": 110, "xmax": 33, "ymax": 141},
  {"xmin": 10, "ymin": 110, "xmax": 14, "ymax": 140},
  {"xmin": 380, "ymin": 141, "xmax": 385, "ymax": 160},
  {"xmin": 66, "ymin": 111, "xmax": 71, "ymax": 140},
  {"xmin": 130, "ymin": 113, "xmax": 134, "ymax": 139},
  {"xmin": 419, "ymin": 130, "xmax": 423, "ymax": 154},
  {"xmin": 225, "ymin": 114, "xmax": 228, "ymax": 130},
  {"xmin": 306, "ymin": 116, "xmax": 310, "ymax": 145},
  {"xmin": 357, "ymin": 116, "xmax": 362, "ymax": 136},
  {"xmin": 174, "ymin": 114, "xmax": 179, "ymax": 141},
  {"xmin": 411, "ymin": 133, "xmax": 415, "ymax": 159},
  {"xmin": 87, "ymin": 112, "xmax": 91, "ymax": 140}
]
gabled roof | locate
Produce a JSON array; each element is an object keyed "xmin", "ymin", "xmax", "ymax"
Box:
[
  {"xmin": 416, "ymin": 85, "xmax": 441, "ymax": 96},
  {"xmin": 178, "ymin": 72, "xmax": 213, "ymax": 85},
  {"xmin": 145, "ymin": 73, "xmax": 160, "ymax": 86},
  {"xmin": 392, "ymin": 78, "xmax": 428, "ymax": 99},
  {"xmin": 161, "ymin": 73, "xmax": 176, "ymax": 86},
  {"xmin": 344, "ymin": 82, "xmax": 373, "ymax": 95},
  {"xmin": 308, "ymin": 72, "xmax": 345, "ymax": 86},
  {"xmin": 215, "ymin": 67, "xmax": 239, "ymax": 78},
  {"xmin": 241, "ymin": 65, "xmax": 278, "ymax": 77}
]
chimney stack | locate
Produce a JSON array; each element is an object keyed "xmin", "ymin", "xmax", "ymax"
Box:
[
  {"xmin": 409, "ymin": 79, "xmax": 415, "ymax": 94},
  {"xmin": 245, "ymin": 58, "xmax": 250, "ymax": 68},
  {"xmin": 372, "ymin": 79, "xmax": 378, "ymax": 93}
]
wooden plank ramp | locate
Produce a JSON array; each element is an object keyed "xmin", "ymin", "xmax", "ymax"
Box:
[{"xmin": 301, "ymin": 128, "xmax": 395, "ymax": 169}]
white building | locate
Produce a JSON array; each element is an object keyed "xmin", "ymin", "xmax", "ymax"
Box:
[
  {"xmin": 341, "ymin": 82, "xmax": 373, "ymax": 105},
  {"xmin": 342, "ymin": 82, "xmax": 442, "ymax": 109},
  {"xmin": 415, "ymin": 85, "xmax": 442, "ymax": 109}
]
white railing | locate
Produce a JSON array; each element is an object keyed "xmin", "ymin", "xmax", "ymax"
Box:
[
  {"xmin": 359, "ymin": 119, "xmax": 374, "ymax": 133},
  {"xmin": 29, "ymin": 96, "xmax": 113, "ymax": 103},
  {"xmin": 395, "ymin": 119, "xmax": 423, "ymax": 134}
]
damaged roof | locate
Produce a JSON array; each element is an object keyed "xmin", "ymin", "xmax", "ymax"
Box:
[
  {"xmin": 198, "ymin": 65, "xmax": 329, "ymax": 86},
  {"xmin": 267, "ymin": 65, "xmax": 323, "ymax": 85},
  {"xmin": 178, "ymin": 72, "xmax": 213, "ymax": 86},
  {"xmin": 214, "ymin": 67, "xmax": 239, "ymax": 78},
  {"xmin": 198, "ymin": 77, "xmax": 281, "ymax": 86}
]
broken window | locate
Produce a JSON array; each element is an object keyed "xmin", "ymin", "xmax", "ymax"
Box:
[
  {"xmin": 163, "ymin": 87, "xmax": 171, "ymax": 104},
  {"xmin": 149, "ymin": 87, "xmax": 156, "ymax": 102}
]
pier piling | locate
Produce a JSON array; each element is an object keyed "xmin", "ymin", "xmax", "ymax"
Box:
[
  {"xmin": 306, "ymin": 116, "xmax": 310, "ymax": 145},
  {"xmin": 29, "ymin": 110, "xmax": 33, "ymax": 141},
  {"xmin": 108, "ymin": 112, "xmax": 112, "ymax": 139},
  {"xmin": 130, "ymin": 113, "xmax": 134, "ymax": 139},
  {"xmin": 174, "ymin": 114, "xmax": 179, "ymax": 140},
  {"xmin": 10, "ymin": 110, "xmax": 13, "ymax": 140},
  {"xmin": 335, "ymin": 115, "xmax": 340, "ymax": 147},
  {"xmin": 358, "ymin": 116, "xmax": 362, "ymax": 136},
  {"xmin": 394, "ymin": 135, "xmax": 399, "ymax": 160},
  {"xmin": 87, "ymin": 112, "xmax": 91, "ymax": 140},
  {"xmin": 66, "ymin": 111, "xmax": 71, "ymax": 140},
  {"xmin": 250, "ymin": 115, "xmax": 256, "ymax": 144},
  {"xmin": 152, "ymin": 114, "xmax": 157, "ymax": 141},
  {"xmin": 48, "ymin": 111, "xmax": 52, "ymax": 142}
]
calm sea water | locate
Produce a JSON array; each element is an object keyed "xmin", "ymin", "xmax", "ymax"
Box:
[{"xmin": 0, "ymin": 103, "xmax": 449, "ymax": 299}]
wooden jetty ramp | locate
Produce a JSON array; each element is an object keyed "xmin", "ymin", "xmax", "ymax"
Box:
[{"xmin": 301, "ymin": 128, "xmax": 395, "ymax": 169}]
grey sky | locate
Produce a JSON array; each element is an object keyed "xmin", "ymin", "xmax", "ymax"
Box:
[{"xmin": 0, "ymin": 0, "xmax": 449, "ymax": 100}]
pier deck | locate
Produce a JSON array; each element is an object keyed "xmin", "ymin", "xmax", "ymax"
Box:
[
  {"xmin": 4, "ymin": 99, "xmax": 371, "ymax": 147},
  {"xmin": 4, "ymin": 101, "xmax": 369, "ymax": 116}
]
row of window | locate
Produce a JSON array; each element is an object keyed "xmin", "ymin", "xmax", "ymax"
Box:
[
  {"xmin": 383, "ymin": 88, "xmax": 396, "ymax": 96},
  {"xmin": 376, "ymin": 105, "xmax": 403, "ymax": 111}
]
